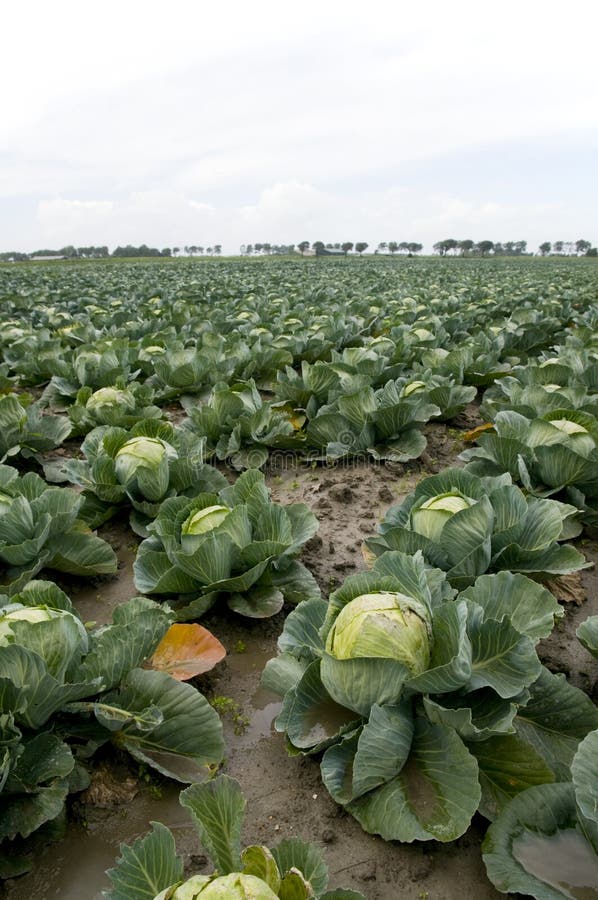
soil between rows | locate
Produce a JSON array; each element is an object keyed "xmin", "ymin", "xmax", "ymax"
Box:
[{"xmin": 4, "ymin": 424, "xmax": 597, "ymax": 899}]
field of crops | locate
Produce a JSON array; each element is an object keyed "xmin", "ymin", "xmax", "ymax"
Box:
[{"xmin": 0, "ymin": 255, "xmax": 597, "ymax": 900}]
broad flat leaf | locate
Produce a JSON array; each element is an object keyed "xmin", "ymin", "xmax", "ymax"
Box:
[
  {"xmin": 146, "ymin": 623, "xmax": 226, "ymax": 680},
  {"xmin": 482, "ymin": 783, "xmax": 598, "ymax": 900},
  {"xmin": 347, "ymin": 715, "xmax": 480, "ymax": 842},
  {"xmin": 320, "ymin": 654, "xmax": 410, "ymax": 717},
  {"xmin": 228, "ymin": 585, "xmax": 284, "ymax": 618},
  {"xmin": 0, "ymin": 645, "xmax": 99, "ymax": 729},
  {"xmin": 241, "ymin": 845, "xmax": 281, "ymax": 893},
  {"xmin": 284, "ymin": 504, "xmax": 319, "ymax": 555},
  {"xmin": 6, "ymin": 732, "xmax": 74, "ymax": 791},
  {"xmin": 466, "ymin": 608, "xmax": 541, "ymax": 698},
  {"xmin": 271, "ymin": 837, "xmax": 328, "ymax": 894},
  {"xmin": 180, "ymin": 775, "xmax": 245, "ymax": 874},
  {"xmin": 173, "ymin": 531, "xmax": 233, "ymax": 584},
  {"xmin": 470, "ymin": 734, "xmax": 555, "ymax": 820},
  {"xmin": 0, "ymin": 780, "xmax": 69, "ymax": 841},
  {"xmin": 278, "ymin": 869, "xmax": 313, "ymax": 899},
  {"xmin": 423, "ymin": 689, "xmax": 520, "ymax": 743},
  {"xmin": 369, "ymin": 428, "xmax": 428, "ymax": 462},
  {"xmin": 459, "ymin": 572, "xmax": 562, "ymax": 640},
  {"xmin": 261, "ymin": 652, "xmax": 309, "ymax": 698},
  {"xmin": 571, "ymin": 729, "xmax": 598, "ymax": 825},
  {"xmin": 407, "ymin": 600, "xmax": 471, "ymax": 694},
  {"xmin": 496, "ymin": 542, "xmax": 590, "ymax": 578},
  {"xmin": 577, "ymin": 615, "xmax": 598, "ymax": 658},
  {"xmin": 269, "ymin": 559, "xmax": 321, "ymax": 604},
  {"xmin": 286, "ymin": 660, "xmax": 359, "ymax": 749},
  {"xmin": 322, "ymin": 702, "xmax": 413, "ymax": 803},
  {"xmin": 366, "ymin": 527, "xmax": 449, "ymax": 570},
  {"xmin": 133, "ymin": 545, "xmax": 201, "ymax": 595},
  {"xmin": 515, "ymin": 668, "xmax": 598, "ymax": 780},
  {"xmin": 104, "ymin": 821, "xmax": 183, "ymax": 900},
  {"xmin": 11, "ymin": 579, "xmax": 74, "ymax": 612},
  {"xmin": 79, "ymin": 607, "xmax": 171, "ymax": 691},
  {"xmin": 277, "ymin": 599, "xmax": 327, "ymax": 658},
  {"xmin": 440, "ymin": 496, "xmax": 494, "ymax": 580},
  {"xmin": 8, "ymin": 613, "xmax": 87, "ymax": 682},
  {"xmin": 106, "ymin": 668, "xmax": 224, "ymax": 781},
  {"xmin": 47, "ymin": 531, "xmax": 118, "ymax": 576},
  {"xmin": 535, "ymin": 442, "xmax": 597, "ymax": 489}
]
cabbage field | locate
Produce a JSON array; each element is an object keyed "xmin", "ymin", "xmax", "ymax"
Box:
[{"xmin": 0, "ymin": 255, "xmax": 597, "ymax": 899}]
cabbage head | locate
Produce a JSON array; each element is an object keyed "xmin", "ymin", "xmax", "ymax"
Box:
[
  {"xmin": 325, "ymin": 590, "xmax": 430, "ymax": 675},
  {"xmin": 114, "ymin": 436, "xmax": 176, "ymax": 501},
  {"xmin": 188, "ymin": 873, "xmax": 278, "ymax": 898},
  {"xmin": 410, "ymin": 491, "xmax": 474, "ymax": 543},
  {"xmin": 87, "ymin": 387, "xmax": 136, "ymax": 415}
]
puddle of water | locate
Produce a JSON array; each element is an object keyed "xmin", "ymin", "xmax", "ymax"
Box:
[
  {"xmin": 66, "ymin": 522, "xmax": 139, "ymax": 627},
  {"xmin": 512, "ymin": 828, "xmax": 598, "ymax": 899},
  {"xmin": 5, "ymin": 784, "xmax": 191, "ymax": 900}
]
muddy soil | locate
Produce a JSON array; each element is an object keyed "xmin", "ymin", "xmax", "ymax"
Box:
[{"xmin": 4, "ymin": 421, "xmax": 597, "ymax": 900}]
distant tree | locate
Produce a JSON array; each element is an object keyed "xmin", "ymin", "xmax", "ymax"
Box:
[
  {"xmin": 206, "ymin": 247, "xmax": 213, "ymax": 255},
  {"xmin": 377, "ymin": 242, "xmax": 388, "ymax": 254},
  {"xmin": 576, "ymin": 239, "xmax": 591, "ymax": 256},
  {"xmin": 553, "ymin": 241, "xmax": 564, "ymax": 255},
  {"xmin": 298, "ymin": 241, "xmax": 310, "ymax": 255},
  {"xmin": 493, "ymin": 242, "xmax": 504, "ymax": 256},
  {"xmin": 476, "ymin": 240, "xmax": 494, "ymax": 256},
  {"xmin": 172, "ymin": 247, "xmax": 180, "ymax": 256},
  {"xmin": 398, "ymin": 242, "xmax": 410, "ymax": 254},
  {"xmin": 514, "ymin": 240, "xmax": 527, "ymax": 255},
  {"xmin": 388, "ymin": 241, "xmax": 399, "ymax": 255},
  {"xmin": 458, "ymin": 239, "xmax": 475, "ymax": 256},
  {"xmin": 407, "ymin": 242, "xmax": 423, "ymax": 255},
  {"xmin": 0, "ymin": 251, "xmax": 29, "ymax": 261},
  {"xmin": 355, "ymin": 242, "xmax": 368, "ymax": 255},
  {"xmin": 341, "ymin": 242, "xmax": 353, "ymax": 255},
  {"xmin": 313, "ymin": 241, "xmax": 325, "ymax": 254},
  {"xmin": 586, "ymin": 247, "xmax": 597, "ymax": 257},
  {"xmin": 214, "ymin": 244, "xmax": 222, "ymax": 255},
  {"xmin": 539, "ymin": 242, "xmax": 552, "ymax": 256},
  {"xmin": 333, "ymin": 243, "xmax": 341, "ymax": 250},
  {"xmin": 161, "ymin": 247, "xmax": 172, "ymax": 257}
]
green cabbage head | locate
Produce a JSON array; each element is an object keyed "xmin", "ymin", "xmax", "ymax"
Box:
[
  {"xmin": 161, "ymin": 873, "xmax": 279, "ymax": 899},
  {"xmin": 86, "ymin": 387, "xmax": 136, "ymax": 414},
  {"xmin": 325, "ymin": 591, "xmax": 430, "ymax": 675},
  {"xmin": 410, "ymin": 491, "xmax": 474, "ymax": 543},
  {"xmin": 114, "ymin": 436, "xmax": 176, "ymax": 501},
  {"xmin": 183, "ymin": 505, "xmax": 231, "ymax": 535},
  {"xmin": 0, "ymin": 604, "xmax": 89, "ymax": 652}
]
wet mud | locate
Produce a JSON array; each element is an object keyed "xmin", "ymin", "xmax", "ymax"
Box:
[{"xmin": 4, "ymin": 418, "xmax": 597, "ymax": 899}]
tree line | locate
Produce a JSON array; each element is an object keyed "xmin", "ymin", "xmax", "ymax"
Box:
[
  {"xmin": 2, "ymin": 238, "xmax": 596, "ymax": 262},
  {"xmin": 0, "ymin": 244, "xmax": 223, "ymax": 262}
]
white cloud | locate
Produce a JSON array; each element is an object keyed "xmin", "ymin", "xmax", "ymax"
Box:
[
  {"xmin": 27, "ymin": 182, "xmax": 576, "ymax": 253},
  {"xmin": 2, "ymin": 1, "xmax": 598, "ymax": 247}
]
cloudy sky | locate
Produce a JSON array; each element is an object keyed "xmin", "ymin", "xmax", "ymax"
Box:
[{"xmin": 2, "ymin": 0, "xmax": 597, "ymax": 253}]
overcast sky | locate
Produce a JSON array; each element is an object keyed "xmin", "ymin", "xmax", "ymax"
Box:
[{"xmin": 2, "ymin": 0, "xmax": 597, "ymax": 253}]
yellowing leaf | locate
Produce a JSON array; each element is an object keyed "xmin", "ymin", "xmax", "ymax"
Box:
[
  {"xmin": 146, "ymin": 623, "xmax": 226, "ymax": 681},
  {"xmin": 463, "ymin": 423, "xmax": 495, "ymax": 443}
]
